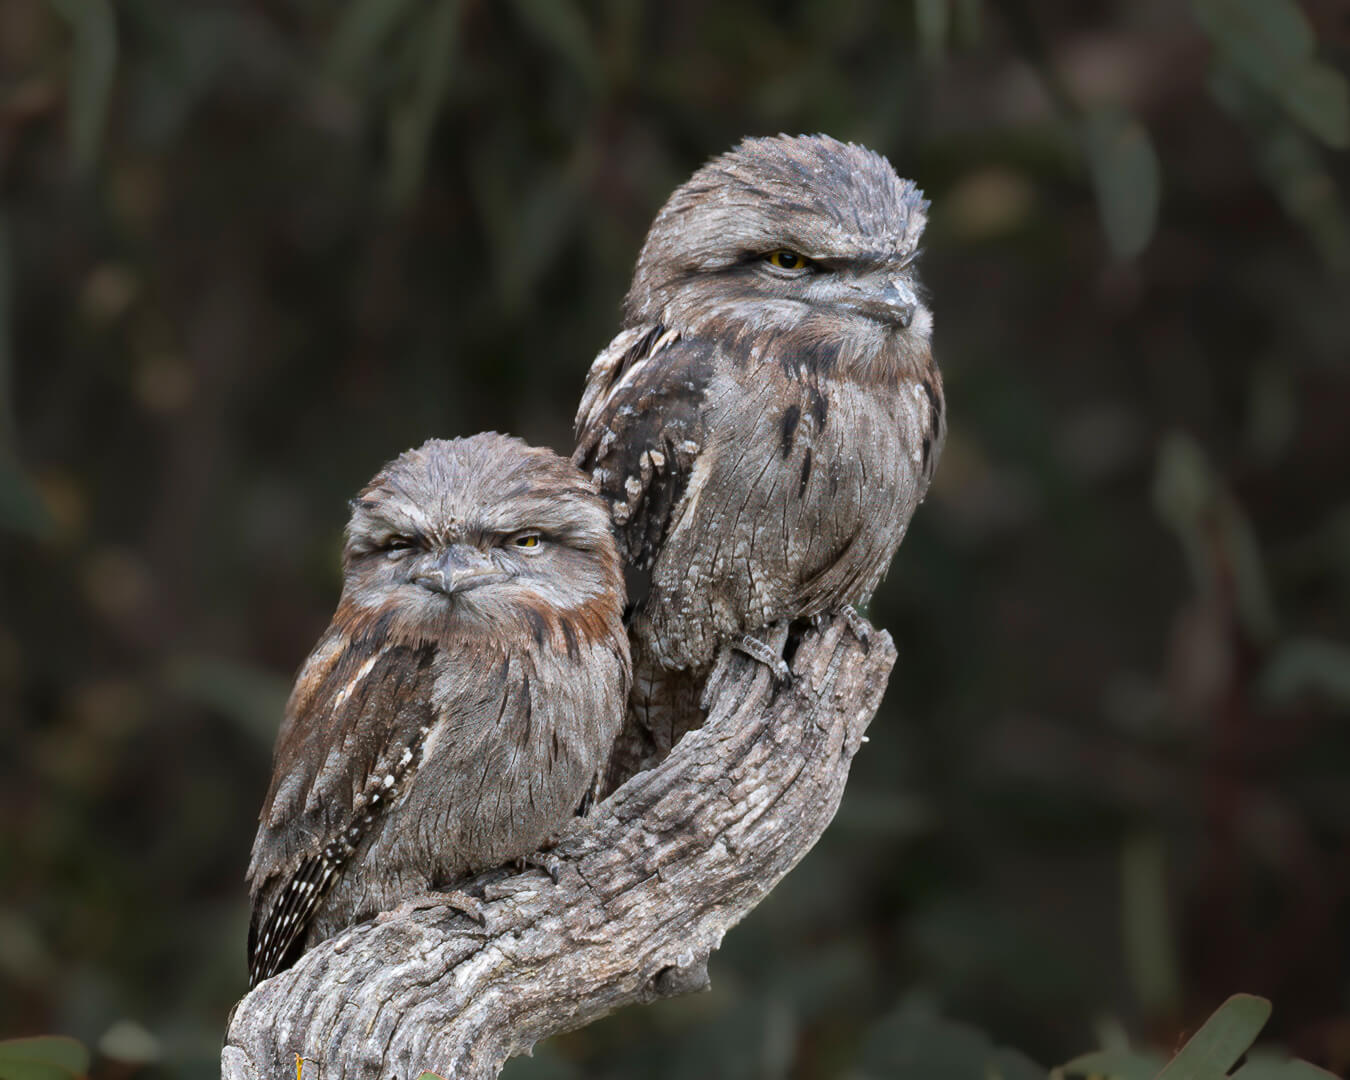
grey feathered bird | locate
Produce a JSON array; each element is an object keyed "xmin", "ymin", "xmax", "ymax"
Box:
[
  {"xmin": 246, "ymin": 434, "xmax": 630, "ymax": 986},
  {"xmin": 574, "ymin": 133, "xmax": 944, "ymax": 785}
]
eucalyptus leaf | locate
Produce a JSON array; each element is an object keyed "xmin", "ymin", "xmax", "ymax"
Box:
[
  {"xmin": 0, "ymin": 209, "xmax": 11, "ymax": 445},
  {"xmin": 1233, "ymin": 1053, "xmax": 1342, "ymax": 1079},
  {"xmin": 163, "ymin": 657, "xmax": 291, "ymax": 746},
  {"xmin": 1272, "ymin": 62, "xmax": 1350, "ymax": 150},
  {"xmin": 1190, "ymin": 0, "xmax": 1313, "ymax": 73},
  {"xmin": 1260, "ymin": 637, "xmax": 1350, "ymax": 706},
  {"xmin": 0, "ymin": 453, "xmax": 56, "ymax": 540},
  {"xmin": 857, "ymin": 1010, "xmax": 1045, "ymax": 1080},
  {"xmin": 326, "ymin": 0, "xmax": 419, "ymax": 81},
  {"xmin": 0, "ymin": 1036, "xmax": 90, "ymax": 1080},
  {"xmin": 1190, "ymin": 0, "xmax": 1348, "ymax": 148},
  {"xmin": 915, "ymin": 0, "xmax": 949, "ymax": 60},
  {"xmin": 1054, "ymin": 1047, "xmax": 1165, "ymax": 1080},
  {"xmin": 1156, "ymin": 994, "xmax": 1272, "ymax": 1080},
  {"xmin": 1121, "ymin": 833, "xmax": 1180, "ymax": 1017},
  {"xmin": 47, "ymin": 0, "xmax": 118, "ymax": 172},
  {"xmin": 1082, "ymin": 107, "xmax": 1160, "ymax": 259},
  {"xmin": 507, "ymin": 0, "xmax": 599, "ymax": 89},
  {"xmin": 385, "ymin": 0, "xmax": 459, "ymax": 207}
]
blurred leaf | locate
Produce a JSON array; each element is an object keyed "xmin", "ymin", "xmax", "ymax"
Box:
[
  {"xmin": 1153, "ymin": 433, "xmax": 1278, "ymax": 642},
  {"xmin": 1054, "ymin": 1047, "xmax": 1166, "ymax": 1080},
  {"xmin": 469, "ymin": 146, "xmax": 579, "ymax": 309},
  {"xmin": 1191, "ymin": 0, "xmax": 1313, "ymax": 73},
  {"xmin": 856, "ymin": 1008, "xmax": 1045, "ymax": 1079},
  {"xmin": 1156, "ymin": 994, "xmax": 1272, "ymax": 1080},
  {"xmin": 915, "ymin": 0, "xmax": 949, "ymax": 60},
  {"xmin": 1056, "ymin": 1026, "xmax": 1335, "ymax": 1080},
  {"xmin": 0, "ymin": 453, "xmax": 56, "ymax": 540},
  {"xmin": 326, "ymin": 0, "xmax": 419, "ymax": 81},
  {"xmin": 1259, "ymin": 637, "xmax": 1350, "ymax": 706},
  {"xmin": 385, "ymin": 0, "xmax": 458, "ymax": 207},
  {"xmin": 1208, "ymin": 64, "xmax": 1350, "ymax": 270},
  {"xmin": 0, "ymin": 909, "xmax": 55, "ymax": 983},
  {"xmin": 1082, "ymin": 107, "xmax": 1160, "ymax": 259},
  {"xmin": 163, "ymin": 657, "xmax": 290, "ymax": 746},
  {"xmin": 498, "ymin": 1048, "xmax": 582, "ymax": 1080},
  {"xmin": 0, "ymin": 1036, "xmax": 89, "ymax": 1080},
  {"xmin": 95, "ymin": 1021, "xmax": 158, "ymax": 1066},
  {"xmin": 506, "ymin": 0, "xmax": 599, "ymax": 89},
  {"xmin": 953, "ymin": 0, "xmax": 982, "ymax": 46},
  {"xmin": 1273, "ymin": 62, "xmax": 1350, "ymax": 151},
  {"xmin": 1233, "ymin": 1052, "xmax": 1341, "ymax": 1079},
  {"xmin": 1245, "ymin": 363, "xmax": 1296, "ymax": 464},
  {"xmin": 47, "ymin": 0, "xmax": 118, "ymax": 172},
  {"xmin": 1191, "ymin": 0, "xmax": 1349, "ymax": 148},
  {"xmin": 1252, "ymin": 124, "xmax": 1350, "ymax": 270},
  {"xmin": 0, "ymin": 210, "xmax": 11, "ymax": 445},
  {"xmin": 1121, "ymin": 833, "xmax": 1180, "ymax": 1018}
]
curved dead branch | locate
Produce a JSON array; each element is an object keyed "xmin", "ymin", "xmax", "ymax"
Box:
[{"xmin": 222, "ymin": 613, "xmax": 896, "ymax": 1080}]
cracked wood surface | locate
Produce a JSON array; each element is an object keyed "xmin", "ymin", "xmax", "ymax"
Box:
[{"xmin": 222, "ymin": 613, "xmax": 896, "ymax": 1080}]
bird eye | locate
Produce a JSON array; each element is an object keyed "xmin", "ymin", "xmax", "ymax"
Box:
[
  {"xmin": 765, "ymin": 249, "xmax": 811, "ymax": 272},
  {"xmin": 511, "ymin": 531, "xmax": 543, "ymax": 550},
  {"xmin": 383, "ymin": 536, "xmax": 416, "ymax": 558}
]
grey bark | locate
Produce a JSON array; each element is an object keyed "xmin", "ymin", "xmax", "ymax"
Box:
[{"xmin": 222, "ymin": 613, "xmax": 896, "ymax": 1080}]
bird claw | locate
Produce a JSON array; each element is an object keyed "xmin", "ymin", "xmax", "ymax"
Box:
[
  {"xmin": 732, "ymin": 633, "xmax": 792, "ymax": 686},
  {"xmin": 381, "ymin": 888, "xmax": 488, "ymax": 927},
  {"xmin": 518, "ymin": 850, "xmax": 564, "ymax": 885},
  {"xmin": 841, "ymin": 605, "xmax": 872, "ymax": 653}
]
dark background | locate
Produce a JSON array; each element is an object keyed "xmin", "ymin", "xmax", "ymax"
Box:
[{"xmin": 2, "ymin": 1, "xmax": 1349, "ymax": 1077}]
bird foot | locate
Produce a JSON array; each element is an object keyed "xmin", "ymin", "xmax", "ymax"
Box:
[
  {"xmin": 840, "ymin": 604, "xmax": 873, "ymax": 653},
  {"xmin": 516, "ymin": 850, "xmax": 564, "ymax": 885},
  {"xmin": 732, "ymin": 632, "xmax": 792, "ymax": 685},
  {"xmin": 380, "ymin": 888, "xmax": 487, "ymax": 927}
]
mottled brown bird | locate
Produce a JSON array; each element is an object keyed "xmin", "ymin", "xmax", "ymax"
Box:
[
  {"xmin": 246, "ymin": 434, "xmax": 629, "ymax": 986},
  {"xmin": 574, "ymin": 133, "xmax": 943, "ymax": 783}
]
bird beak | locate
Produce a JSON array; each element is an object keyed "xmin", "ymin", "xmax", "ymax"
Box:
[
  {"xmin": 875, "ymin": 277, "xmax": 917, "ymax": 329},
  {"xmin": 842, "ymin": 276, "xmax": 918, "ymax": 328},
  {"xmin": 413, "ymin": 544, "xmax": 508, "ymax": 596}
]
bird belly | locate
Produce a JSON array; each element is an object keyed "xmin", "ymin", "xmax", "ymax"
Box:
[
  {"xmin": 305, "ymin": 641, "xmax": 624, "ymax": 941},
  {"xmin": 642, "ymin": 369, "xmax": 924, "ymax": 671}
]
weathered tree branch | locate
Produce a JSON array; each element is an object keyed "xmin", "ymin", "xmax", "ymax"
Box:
[{"xmin": 222, "ymin": 614, "xmax": 896, "ymax": 1080}]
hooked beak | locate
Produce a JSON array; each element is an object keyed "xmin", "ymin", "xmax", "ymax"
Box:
[
  {"xmin": 844, "ymin": 277, "xmax": 917, "ymax": 329},
  {"xmin": 413, "ymin": 544, "xmax": 508, "ymax": 596}
]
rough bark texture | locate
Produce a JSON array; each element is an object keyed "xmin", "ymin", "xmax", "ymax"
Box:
[{"xmin": 222, "ymin": 614, "xmax": 895, "ymax": 1080}]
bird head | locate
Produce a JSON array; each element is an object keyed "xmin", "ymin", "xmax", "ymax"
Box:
[
  {"xmin": 625, "ymin": 133, "xmax": 932, "ymax": 377},
  {"xmin": 338, "ymin": 434, "xmax": 624, "ymax": 648}
]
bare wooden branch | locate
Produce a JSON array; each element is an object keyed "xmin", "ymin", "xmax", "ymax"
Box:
[{"xmin": 222, "ymin": 614, "xmax": 896, "ymax": 1080}]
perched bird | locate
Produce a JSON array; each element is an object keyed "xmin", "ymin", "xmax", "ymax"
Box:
[
  {"xmin": 246, "ymin": 434, "xmax": 629, "ymax": 986},
  {"xmin": 574, "ymin": 133, "xmax": 943, "ymax": 783}
]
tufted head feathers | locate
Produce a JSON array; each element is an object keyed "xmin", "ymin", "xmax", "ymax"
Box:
[
  {"xmin": 339, "ymin": 434, "xmax": 624, "ymax": 647},
  {"xmin": 626, "ymin": 134, "xmax": 929, "ymax": 339}
]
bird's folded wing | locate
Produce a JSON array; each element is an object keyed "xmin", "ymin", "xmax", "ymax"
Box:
[
  {"xmin": 245, "ymin": 637, "xmax": 443, "ymax": 983},
  {"xmin": 573, "ymin": 325, "xmax": 716, "ymax": 570}
]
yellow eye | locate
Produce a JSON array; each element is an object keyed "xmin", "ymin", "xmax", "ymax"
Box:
[
  {"xmin": 766, "ymin": 249, "xmax": 809, "ymax": 271},
  {"xmin": 513, "ymin": 532, "xmax": 542, "ymax": 549}
]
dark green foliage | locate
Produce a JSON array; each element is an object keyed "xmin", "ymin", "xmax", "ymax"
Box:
[
  {"xmin": 2, "ymin": 1, "xmax": 1348, "ymax": 1077},
  {"xmin": 0, "ymin": 1037, "xmax": 89, "ymax": 1080}
]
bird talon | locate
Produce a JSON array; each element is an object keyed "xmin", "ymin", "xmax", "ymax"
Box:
[
  {"xmin": 519, "ymin": 851, "xmax": 564, "ymax": 885},
  {"xmin": 841, "ymin": 605, "xmax": 873, "ymax": 653},
  {"xmin": 733, "ymin": 633, "xmax": 792, "ymax": 686},
  {"xmin": 385, "ymin": 888, "xmax": 488, "ymax": 927}
]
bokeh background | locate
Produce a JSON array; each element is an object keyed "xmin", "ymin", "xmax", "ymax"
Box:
[{"xmin": 3, "ymin": 0, "xmax": 1349, "ymax": 1077}]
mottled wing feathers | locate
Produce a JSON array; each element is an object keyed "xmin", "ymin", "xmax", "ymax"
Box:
[
  {"xmin": 246, "ymin": 636, "xmax": 439, "ymax": 985},
  {"xmin": 573, "ymin": 325, "xmax": 715, "ymax": 569},
  {"xmin": 248, "ymin": 852, "xmax": 331, "ymax": 986}
]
